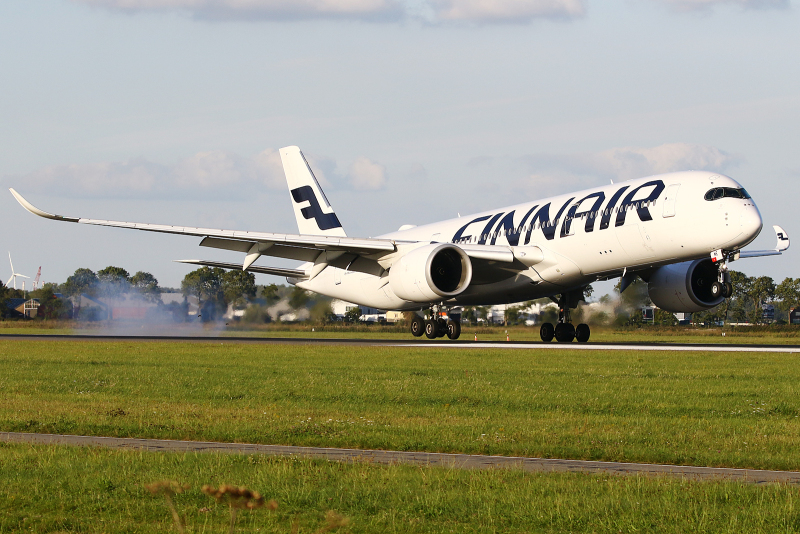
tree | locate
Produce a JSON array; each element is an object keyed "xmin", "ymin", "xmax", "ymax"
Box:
[
  {"xmin": 62, "ymin": 268, "xmax": 99, "ymax": 317},
  {"xmin": 130, "ymin": 271, "xmax": 161, "ymax": 304},
  {"xmin": 181, "ymin": 267, "xmax": 225, "ymax": 321},
  {"xmin": 310, "ymin": 300, "xmax": 334, "ymax": 323},
  {"xmin": 221, "ymin": 270, "xmax": 257, "ymax": 310},
  {"xmin": 289, "ymin": 286, "xmax": 311, "ymax": 310},
  {"xmin": 776, "ymin": 278, "xmax": 800, "ymax": 318},
  {"xmin": 746, "ymin": 276, "xmax": 775, "ymax": 324},
  {"xmin": 344, "ymin": 306, "xmax": 362, "ymax": 324},
  {"xmin": 0, "ymin": 280, "xmax": 8, "ymax": 319},
  {"xmin": 97, "ymin": 266, "xmax": 131, "ymax": 298},
  {"xmin": 259, "ymin": 284, "xmax": 280, "ymax": 306}
]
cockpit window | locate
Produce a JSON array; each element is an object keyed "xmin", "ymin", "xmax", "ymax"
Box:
[{"xmin": 704, "ymin": 187, "xmax": 751, "ymax": 201}]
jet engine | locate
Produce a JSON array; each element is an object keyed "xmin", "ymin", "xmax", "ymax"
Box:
[
  {"xmin": 647, "ymin": 259, "xmax": 725, "ymax": 312},
  {"xmin": 388, "ymin": 243, "xmax": 472, "ymax": 303}
]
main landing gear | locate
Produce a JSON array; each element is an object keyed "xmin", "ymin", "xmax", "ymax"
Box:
[
  {"xmin": 410, "ymin": 305, "xmax": 461, "ymax": 340},
  {"xmin": 539, "ymin": 291, "xmax": 591, "ymax": 343}
]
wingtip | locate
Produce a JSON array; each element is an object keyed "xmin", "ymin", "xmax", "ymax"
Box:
[{"xmin": 8, "ymin": 189, "xmax": 79, "ymax": 222}]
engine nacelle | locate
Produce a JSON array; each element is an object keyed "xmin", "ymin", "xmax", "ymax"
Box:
[
  {"xmin": 648, "ymin": 259, "xmax": 725, "ymax": 312},
  {"xmin": 388, "ymin": 243, "xmax": 472, "ymax": 303}
]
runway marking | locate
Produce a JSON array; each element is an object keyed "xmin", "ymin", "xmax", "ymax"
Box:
[
  {"xmin": 1, "ymin": 333, "xmax": 799, "ymax": 353},
  {"xmin": 2, "ymin": 432, "xmax": 798, "ymax": 484}
]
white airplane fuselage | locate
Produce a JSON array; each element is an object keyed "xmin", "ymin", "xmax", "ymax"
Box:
[{"xmin": 297, "ymin": 171, "xmax": 763, "ymax": 310}]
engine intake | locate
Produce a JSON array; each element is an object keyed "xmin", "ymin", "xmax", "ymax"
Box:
[
  {"xmin": 389, "ymin": 243, "xmax": 472, "ymax": 303},
  {"xmin": 648, "ymin": 259, "xmax": 725, "ymax": 312}
]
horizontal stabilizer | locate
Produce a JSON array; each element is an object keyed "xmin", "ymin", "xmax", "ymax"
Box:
[
  {"xmin": 175, "ymin": 260, "xmax": 308, "ymax": 279},
  {"xmin": 738, "ymin": 225, "xmax": 790, "ymax": 259}
]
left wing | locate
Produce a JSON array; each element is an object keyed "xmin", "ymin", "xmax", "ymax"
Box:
[{"xmin": 9, "ymin": 189, "xmax": 527, "ymax": 280}]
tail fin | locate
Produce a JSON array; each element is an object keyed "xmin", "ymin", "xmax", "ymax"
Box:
[{"xmin": 279, "ymin": 146, "xmax": 346, "ymax": 237}]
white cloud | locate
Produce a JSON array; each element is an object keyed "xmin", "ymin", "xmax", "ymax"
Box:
[
  {"xmin": 523, "ymin": 142, "xmax": 739, "ymax": 182},
  {"xmin": 430, "ymin": 0, "xmax": 585, "ymax": 22},
  {"xmin": 656, "ymin": 0, "xmax": 788, "ymax": 11},
  {"xmin": 348, "ymin": 157, "xmax": 387, "ymax": 190},
  {"xmin": 9, "ymin": 149, "xmax": 289, "ymax": 199},
  {"xmin": 72, "ymin": 0, "xmax": 587, "ymax": 22},
  {"xmin": 587, "ymin": 143, "xmax": 740, "ymax": 181},
  {"xmin": 73, "ymin": 0, "xmax": 404, "ymax": 20}
]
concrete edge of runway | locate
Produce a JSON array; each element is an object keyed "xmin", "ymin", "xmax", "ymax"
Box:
[
  {"xmin": 2, "ymin": 432, "xmax": 799, "ymax": 484},
  {"xmin": 1, "ymin": 333, "xmax": 800, "ymax": 352}
]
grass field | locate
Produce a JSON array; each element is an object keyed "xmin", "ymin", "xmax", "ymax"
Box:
[
  {"xmin": 3, "ymin": 339, "xmax": 800, "ymax": 471},
  {"xmin": 2, "ymin": 442, "xmax": 800, "ymax": 533}
]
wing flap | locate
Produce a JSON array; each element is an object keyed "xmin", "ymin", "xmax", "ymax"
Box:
[{"xmin": 175, "ymin": 260, "xmax": 308, "ymax": 279}]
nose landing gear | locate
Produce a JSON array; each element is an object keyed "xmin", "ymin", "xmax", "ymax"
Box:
[{"xmin": 539, "ymin": 290, "xmax": 591, "ymax": 343}]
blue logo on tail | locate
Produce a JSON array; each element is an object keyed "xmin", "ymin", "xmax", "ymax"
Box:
[{"xmin": 291, "ymin": 186, "xmax": 342, "ymax": 231}]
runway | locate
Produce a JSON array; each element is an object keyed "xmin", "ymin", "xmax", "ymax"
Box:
[
  {"xmin": 2, "ymin": 431, "xmax": 798, "ymax": 484},
  {"xmin": 1, "ymin": 333, "xmax": 799, "ymax": 352}
]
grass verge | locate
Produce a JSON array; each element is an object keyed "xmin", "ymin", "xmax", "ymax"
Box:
[
  {"xmin": 2, "ymin": 339, "xmax": 800, "ymax": 470},
  {"xmin": 2, "ymin": 442, "xmax": 800, "ymax": 533}
]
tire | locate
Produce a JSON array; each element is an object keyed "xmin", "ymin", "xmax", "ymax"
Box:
[
  {"xmin": 540, "ymin": 322, "xmax": 555, "ymax": 342},
  {"xmin": 424, "ymin": 320, "xmax": 438, "ymax": 339},
  {"xmin": 447, "ymin": 320, "xmax": 461, "ymax": 340},
  {"xmin": 555, "ymin": 323, "xmax": 575, "ymax": 343},
  {"xmin": 711, "ymin": 281, "xmax": 723, "ymax": 298},
  {"xmin": 410, "ymin": 316, "xmax": 424, "ymax": 337},
  {"xmin": 723, "ymin": 282, "xmax": 733, "ymax": 298},
  {"xmin": 437, "ymin": 319, "xmax": 448, "ymax": 338},
  {"xmin": 575, "ymin": 323, "xmax": 591, "ymax": 343}
]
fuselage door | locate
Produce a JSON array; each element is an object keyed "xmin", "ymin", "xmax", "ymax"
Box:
[{"xmin": 662, "ymin": 184, "xmax": 680, "ymax": 218}]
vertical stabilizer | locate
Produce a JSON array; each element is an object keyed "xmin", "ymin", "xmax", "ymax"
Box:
[{"xmin": 280, "ymin": 146, "xmax": 346, "ymax": 237}]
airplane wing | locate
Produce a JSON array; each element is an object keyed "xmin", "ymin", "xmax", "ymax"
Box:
[
  {"xmin": 737, "ymin": 225, "xmax": 790, "ymax": 259},
  {"xmin": 9, "ymin": 189, "xmax": 523, "ymax": 279}
]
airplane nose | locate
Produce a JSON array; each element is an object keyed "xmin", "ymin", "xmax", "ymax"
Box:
[{"xmin": 739, "ymin": 201, "xmax": 763, "ymax": 246}]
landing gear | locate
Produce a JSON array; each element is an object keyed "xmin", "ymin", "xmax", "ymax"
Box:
[
  {"xmin": 424, "ymin": 319, "xmax": 439, "ymax": 339},
  {"xmin": 712, "ymin": 249, "xmax": 735, "ymax": 299},
  {"xmin": 555, "ymin": 322, "xmax": 575, "ymax": 343},
  {"xmin": 446, "ymin": 320, "xmax": 461, "ymax": 340},
  {"xmin": 412, "ymin": 305, "xmax": 461, "ymax": 340},
  {"xmin": 575, "ymin": 323, "xmax": 591, "ymax": 343},
  {"xmin": 540, "ymin": 289, "xmax": 591, "ymax": 343},
  {"xmin": 540, "ymin": 322, "xmax": 555, "ymax": 342},
  {"xmin": 410, "ymin": 316, "xmax": 424, "ymax": 337}
]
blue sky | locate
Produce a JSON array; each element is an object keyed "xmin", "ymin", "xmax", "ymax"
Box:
[{"xmin": 1, "ymin": 0, "xmax": 798, "ymax": 290}]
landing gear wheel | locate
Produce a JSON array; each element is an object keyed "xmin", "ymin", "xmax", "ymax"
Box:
[
  {"xmin": 575, "ymin": 323, "xmax": 591, "ymax": 343},
  {"xmin": 540, "ymin": 322, "xmax": 555, "ymax": 342},
  {"xmin": 555, "ymin": 323, "xmax": 575, "ymax": 343},
  {"xmin": 410, "ymin": 316, "xmax": 424, "ymax": 337},
  {"xmin": 723, "ymin": 282, "xmax": 733, "ymax": 298},
  {"xmin": 424, "ymin": 320, "xmax": 438, "ymax": 339},
  {"xmin": 711, "ymin": 281, "xmax": 723, "ymax": 298},
  {"xmin": 446, "ymin": 320, "xmax": 461, "ymax": 340}
]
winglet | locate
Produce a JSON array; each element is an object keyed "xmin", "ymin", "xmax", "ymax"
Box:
[
  {"xmin": 9, "ymin": 189, "xmax": 79, "ymax": 223},
  {"xmin": 774, "ymin": 225, "xmax": 790, "ymax": 252}
]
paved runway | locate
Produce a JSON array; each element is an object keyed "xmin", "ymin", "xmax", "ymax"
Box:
[
  {"xmin": 2, "ymin": 431, "xmax": 798, "ymax": 484},
  {"xmin": 1, "ymin": 333, "xmax": 799, "ymax": 352}
]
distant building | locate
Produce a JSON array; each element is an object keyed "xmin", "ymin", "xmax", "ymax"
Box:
[
  {"xmin": 790, "ymin": 308, "xmax": 800, "ymax": 325},
  {"xmin": 5, "ymin": 298, "xmax": 40, "ymax": 319},
  {"xmin": 762, "ymin": 304, "xmax": 775, "ymax": 323}
]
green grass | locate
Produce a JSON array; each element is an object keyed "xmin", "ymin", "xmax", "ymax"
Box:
[
  {"xmin": 3, "ymin": 339, "xmax": 800, "ymax": 471},
  {"xmin": 3, "ymin": 318, "xmax": 800, "ymax": 344},
  {"xmin": 2, "ymin": 442, "xmax": 800, "ymax": 533}
]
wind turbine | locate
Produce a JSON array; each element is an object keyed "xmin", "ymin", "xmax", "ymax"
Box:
[{"xmin": 6, "ymin": 252, "xmax": 29, "ymax": 290}]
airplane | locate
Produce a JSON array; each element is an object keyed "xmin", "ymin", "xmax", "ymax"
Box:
[{"xmin": 9, "ymin": 146, "xmax": 790, "ymax": 342}]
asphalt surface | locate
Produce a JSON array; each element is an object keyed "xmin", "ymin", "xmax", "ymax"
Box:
[
  {"xmin": 2, "ymin": 432, "xmax": 798, "ymax": 484},
  {"xmin": 2, "ymin": 333, "xmax": 800, "ymax": 352}
]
